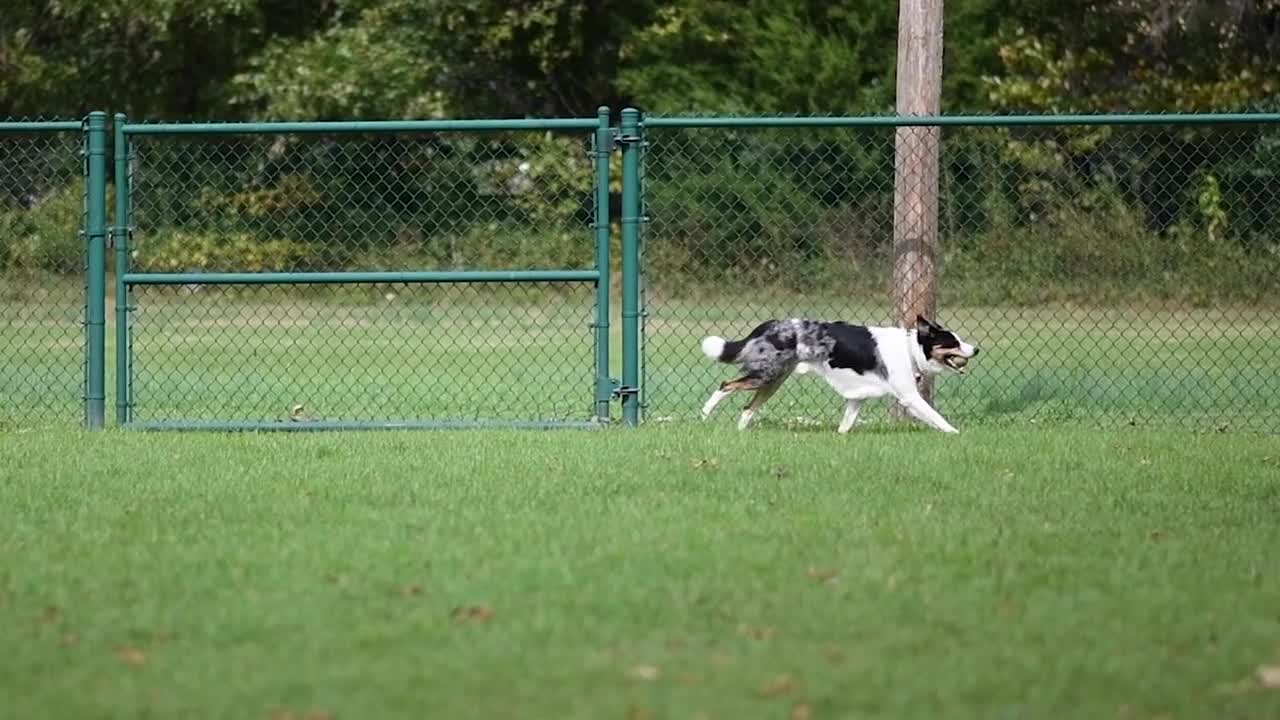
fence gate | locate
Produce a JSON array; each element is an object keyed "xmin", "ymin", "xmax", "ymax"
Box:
[{"xmin": 112, "ymin": 109, "xmax": 638, "ymax": 430}]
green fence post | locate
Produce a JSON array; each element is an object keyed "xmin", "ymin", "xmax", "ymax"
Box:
[
  {"xmin": 619, "ymin": 108, "xmax": 642, "ymax": 426},
  {"xmin": 112, "ymin": 114, "xmax": 131, "ymax": 426},
  {"xmin": 592, "ymin": 106, "xmax": 613, "ymax": 423},
  {"xmin": 84, "ymin": 112, "xmax": 108, "ymax": 429}
]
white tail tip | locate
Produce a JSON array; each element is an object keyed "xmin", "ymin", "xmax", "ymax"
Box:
[{"xmin": 700, "ymin": 336, "xmax": 726, "ymax": 360}]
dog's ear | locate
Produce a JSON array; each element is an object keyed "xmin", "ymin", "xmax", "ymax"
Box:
[{"xmin": 915, "ymin": 315, "xmax": 935, "ymax": 336}]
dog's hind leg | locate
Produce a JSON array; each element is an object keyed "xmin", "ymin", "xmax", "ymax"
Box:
[
  {"xmin": 737, "ymin": 377, "xmax": 786, "ymax": 431},
  {"xmin": 702, "ymin": 375, "xmax": 759, "ymax": 420},
  {"xmin": 701, "ymin": 388, "xmax": 733, "ymax": 419},
  {"xmin": 837, "ymin": 399, "xmax": 862, "ymax": 434}
]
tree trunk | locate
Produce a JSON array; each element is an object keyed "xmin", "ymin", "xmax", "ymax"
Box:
[{"xmin": 892, "ymin": 0, "xmax": 944, "ymax": 413}]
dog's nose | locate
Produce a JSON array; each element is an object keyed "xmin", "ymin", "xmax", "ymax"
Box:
[{"xmin": 972, "ymin": 347, "xmax": 980, "ymax": 356}]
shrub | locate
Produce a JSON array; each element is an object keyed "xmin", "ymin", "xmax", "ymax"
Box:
[
  {"xmin": 132, "ymin": 231, "xmax": 322, "ymax": 272},
  {"xmin": 0, "ymin": 183, "xmax": 84, "ymax": 273}
]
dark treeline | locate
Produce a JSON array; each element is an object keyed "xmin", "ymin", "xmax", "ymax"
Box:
[{"xmin": 4, "ymin": 0, "xmax": 1278, "ymax": 120}]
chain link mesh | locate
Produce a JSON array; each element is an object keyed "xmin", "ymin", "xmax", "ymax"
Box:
[
  {"xmin": 0, "ymin": 123, "xmax": 86, "ymax": 429},
  {"xmin": 7, "ymin": 115, "xmax": 1277, "ymax": 432},
  {"xmin": 641, "ymin": 120, "xmax": 1280, "ymax": 433},
  {"xmin": 128, "ymin": 281, "xmax": 595, "ymax": 423},
  {"xmin": 126, "ymin": 129, "xmax": 604, "ymax": 425}
]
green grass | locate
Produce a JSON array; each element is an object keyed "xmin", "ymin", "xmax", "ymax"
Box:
[{"xmin": 3, "ymin": 425, "xmax": 1280, "ymax": 719}]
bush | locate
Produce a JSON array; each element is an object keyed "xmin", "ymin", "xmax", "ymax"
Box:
[
  {"xmin": 0, "ymin": 183, "xmax": 84, "ymax": 273},
  {"xmin": 132, "ymin": 231, "xmax": 322, "ymax": 273}
]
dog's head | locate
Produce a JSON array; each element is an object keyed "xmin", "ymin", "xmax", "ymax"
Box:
[{"xmin": 915, "ymin": 315, "xmax": 979, "ymax": 374}]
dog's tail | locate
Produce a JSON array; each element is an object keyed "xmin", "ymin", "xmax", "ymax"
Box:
[{"xmin": 700, "ymin": 335, "xmax": 747, "ymax": 363}]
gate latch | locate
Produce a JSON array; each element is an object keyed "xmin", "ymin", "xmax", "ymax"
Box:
[{"xmin": 610, "ymin": 380, "xmax": 639, "ymax": 401}]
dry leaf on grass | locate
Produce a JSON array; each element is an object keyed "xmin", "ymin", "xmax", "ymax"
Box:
[
  {"xmin": 1257, "ymin": 665, "xmax": 1280, "ymax": 688},
  {"xmin": 625, "ymin": 704, "xmax": 654, "ymax": 720},
  {"xmin": 757, "ymin": 673, "xmax": 799, "ymax": 698},
  {"xmin": 399, "ymin": 584, "xmax": 424, "ymax": 598},
  {"xmin": 805, "ymin": 567, "xmax": 839, "ymax": 584},
  {"xmin": 737, "ymin": 623, "xmax": 778, "ymax": 641},
  {"xmin": 690, "ymin": 457, "xmax": 720, "ymax": 470},
  {"xmin": 626, "ymin": 664, "xmax": 661, "ymax": 681},
  {"xmin": 269, "ymin": 709, "xmax": 334, "ymax": 720},
  {"xmin": 1216, "ymin": 665, "xmax": 1280, "ymax": 695},
  {"xmin": 790, "ymin": 702, "xmax": 814, "ymax": 720},
  {"xmin": 115, "ymin": 646, "xmax": 147, "ymax": 667},
  {"xmin": 41, "ymin": 605, "xmax": 64, "ymax": 626},
  {"xmin": 450, "ymin": 605, "xmax": 495, "ymax": 624}
]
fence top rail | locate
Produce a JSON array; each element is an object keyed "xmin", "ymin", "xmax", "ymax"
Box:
[
  {"xmin": 122, "ymin": 117, "xmax": 601, "ymax": 136},
  {"xmin": 122, "ymin": 269, "xmax": 601, "ymax": 286},
  {"xmin": 0, "ymin": 121, "xmax": 84, "ymax": 133},
  {"xmin": 641, "ymin": 112, "xmax": 1280, "ymax": 129}
]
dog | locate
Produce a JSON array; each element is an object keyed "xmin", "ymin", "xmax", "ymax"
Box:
[{"xmin": 699, "ymin": 315, "xmax": 979, "ymax": 433}]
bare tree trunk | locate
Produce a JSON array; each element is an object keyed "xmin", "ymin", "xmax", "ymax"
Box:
[{"xmin": 892, "ymin": 0, "xmax": 944, "ymax": 413}]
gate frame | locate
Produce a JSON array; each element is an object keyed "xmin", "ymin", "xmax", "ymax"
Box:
[{"xmin": 111, "ymin": 108, "xmax": 631, "ymax": 430}]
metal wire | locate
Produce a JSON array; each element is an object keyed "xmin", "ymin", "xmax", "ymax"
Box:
[
  {"xmin": 123, "ymin": 129, "xmax": 605, "ymax": 426},
  {"xmin": 0, "ymin": 122, "xmax": 86, "ymax": 428},
  {"xmin": 640, "ymin": 119, "xmax": 1280, "ymax": 432},
  {"xmin": 5, "ymin": 113, "xmax": 1279, "ymax": 433}
]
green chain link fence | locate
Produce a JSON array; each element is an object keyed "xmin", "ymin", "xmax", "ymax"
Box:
[
  {"xmin": 0, "ymin": 119, "xmax": 97, "ymax": 429},
  {"xmin": 3, "ymin": 110, "xmax": 1278, "ymax": 433},
  {"xmin": 638, "ymin": 114, "xmax": 1280, "ymax": 433}
]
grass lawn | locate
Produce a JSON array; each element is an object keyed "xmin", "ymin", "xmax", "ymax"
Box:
[{"xmin": 3, "ymin": 424, "xmax": 1280, "ymax": 719}]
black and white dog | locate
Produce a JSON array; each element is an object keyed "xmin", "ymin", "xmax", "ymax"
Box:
[{"xmin": 700, "ymin": 315, "xmax": 979, "ymax": 433}]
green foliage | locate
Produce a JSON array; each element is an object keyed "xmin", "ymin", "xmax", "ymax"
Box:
[
  {"xmin": 0, "ymin": 0, "xmax": 325, "ymax": 119},
  {"xmin": 406, "ymin": 0, "xmax": 660, "ymax": 117},
  {"xmin": 617, "ymin": 0, "xmax": 899, "ymax": 115},
  {"xmin": 639, "ymin": 121, "xmax": 1280, "ymax": 306},
  {"xmin": 3, "ymin": 0, "xmax": 1277, "ymax": 121},
  {"xmin": 616, "ymin": 0, "xmax": 1022, "ymax": 115},
  {"xmin": 0, "ymin": 184, "xmax": 84, "ymax": 273},
  {"xmin": 133, "ymin": 231, "xmax": 321, "ymax": 272},
  {"xmin": 227, "ymin": 0, "xmax": 661, "ymax": 119},
  {"xmin": 940, "ymin": 183, "xmax": 1280, "ymax": 306},
  {"xmin": 226, "ymin": 1, "xmax": 446, "ymax": 120},
  {"xmin": 983, "ymin": 0, "xmax": 1280, "ymax": 112}
]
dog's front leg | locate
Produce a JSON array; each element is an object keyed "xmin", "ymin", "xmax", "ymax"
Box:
[
  {"xmin": 837, "ymin": 399, "xmax": 862, "ymax": 434},
  {"xmin": 900, "ymin": 394, "xmax": 959, "ymax": 434}
]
